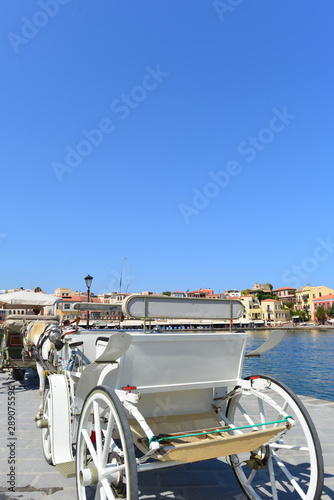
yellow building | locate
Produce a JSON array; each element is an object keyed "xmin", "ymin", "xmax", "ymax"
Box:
[
  {"xmin": 240, "ymin": 295, "xmax": 262, "ymax": 320},
  {"xmin": 54, "ymin": 287, "xmax": 72, "ymax": 298},
  {"xmin": 295, "ymin": 285, "xmax": 334, "ymax": 319},
  {"xmin": 261, "ymin": 299, "xmax": 290, "ymax": 325}
]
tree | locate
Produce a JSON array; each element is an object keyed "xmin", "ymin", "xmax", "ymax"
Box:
[
  {"xmin": 256, "ymin": 290, "xmax": 280, "ymax": 303},
  {"xmin": 291, "ymin": 309, "xmax": 309, "ymax": 322},
  {"xmin": 315, "ymin": 305, "xmax": 326, "ymax": 324},
  {"xmin": 34, "ymin": 286, "xmax": 42, "ymax": 293},
  {"xmin": 162, "ymin": 291, "xmax": 171, "ymax": 296},
  {"xmin": 326, "ymin": 303, "xmax": 334, "ymax": 318}
]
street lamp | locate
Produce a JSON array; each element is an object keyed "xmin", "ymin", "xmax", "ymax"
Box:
[{"xmin": 84, "ymin": 274, "xmax": 93, "ymax": 328}]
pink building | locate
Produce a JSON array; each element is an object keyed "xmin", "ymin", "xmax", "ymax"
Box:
[
  {"xmin": 312, "ymin": 294, "xmax": 334, "ymax": 320},
  {"xmin": 272, "ymin": 287, "xmax": 296, "ymax": 304}
]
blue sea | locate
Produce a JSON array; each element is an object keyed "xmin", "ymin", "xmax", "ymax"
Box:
[{"xmin": 242, "ymin": 329, "xmax": 334, "ymax": 402}]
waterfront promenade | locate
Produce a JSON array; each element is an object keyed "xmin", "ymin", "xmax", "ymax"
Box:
[{"xmin": 0, "ymin": 369, "xmax": 333, "ymax": 500}]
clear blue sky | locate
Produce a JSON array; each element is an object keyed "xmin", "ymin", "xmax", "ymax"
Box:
[{"xmin": 1, "ymin": 1, "xmax": 334, "ymax": 296}]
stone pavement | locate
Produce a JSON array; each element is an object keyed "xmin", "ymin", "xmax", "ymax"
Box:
[{"xmin": 0, "ymin": 370, "xmax": 333, "ymax": 500}]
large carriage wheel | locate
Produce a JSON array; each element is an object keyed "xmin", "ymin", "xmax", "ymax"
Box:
[
  {"xmin": 76, "ymin": 385, "xmax": 138, "ymax": 500},
  {"xmin": 42, "ymin": 389, "xmax": 54, "ymax": 465},
  {"xmin": 226, "ymin": 375, "xmax": 324, "ymax": 500}
]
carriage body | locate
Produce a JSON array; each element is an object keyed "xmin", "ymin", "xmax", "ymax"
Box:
[{"xmin": 38, "ymin": 296, "xmax": 324, "ymax": 499}]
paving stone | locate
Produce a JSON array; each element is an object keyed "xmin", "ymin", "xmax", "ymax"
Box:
[
  {"xmin": 47, "ymin": 489, "xmax": 76, "ymax": 500},
  {"xmin": 31, "ymin": 472, "xmax": 73, "ymax": 489}
]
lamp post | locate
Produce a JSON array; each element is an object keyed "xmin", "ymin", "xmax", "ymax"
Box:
[{"xmin": 84, "ymin": 274, "xmax": 93, "ymax": 329}]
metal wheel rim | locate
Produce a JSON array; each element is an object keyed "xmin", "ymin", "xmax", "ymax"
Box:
[
  {"xmin": 76, "ymin": 387, "xmax": 137, "ymax": 500},
  {"xmin": 226, "ymin": 376, "xmax": 324, "ymax": 500},
  {"xmin": 42, "ymin": 389, "xmax": 53, "ymax": 463}
]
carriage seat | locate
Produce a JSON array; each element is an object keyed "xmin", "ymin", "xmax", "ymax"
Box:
[{"xmin": 94, "ymin": 332, "xmax": 132, "ymax": 363}]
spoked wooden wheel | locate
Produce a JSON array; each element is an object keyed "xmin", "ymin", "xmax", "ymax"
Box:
[
  {"xmin": 42, "ymin": 389, "xmax": 54, "ymax": 465},
  {"xmin": 226, "ymin": 375, "xmax": 324, "ymax": 500},
  {"xmin": 76, "ymin": 385, "xmax": 138, "ymax": 500}
]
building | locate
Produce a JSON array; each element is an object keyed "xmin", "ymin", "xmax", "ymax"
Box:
[
  {"xmin": 253, "ymin": 282, "xmax": 272, "ymax": 292},
  {"xmin": 186, "ymin": 288, "xmax": 214, "ymax": 298},
  {"xmin": 239, "ymin": 295, "xmax": 263, "ymax": 326},
  {"xmin": 0, "ymin": 308, "xmax": 5, "ymax": 324},
  {"xmin": 245, "ymin": 283, "xmax": 272, "ymax": 298},
  {"xmin": 272, "ymin": 287, "xmax": 296, "ymax": 304},
  {"xmin": 56, "ymin": 295, "xmax": 102, "ymax": 323},
  {"xmin": 97, "ymin": 293, "xmax": 118, "ymax": 303},
  {"xmin": 110, "ymin": 293, "xmax": 131, "ymax": 304},
  {"xmin": 54, "ymin": 287, "xmax": 72, "ymax": 298},
  {"xmin": 312, "ymin": 294, "xmax": 334, "ymax": 320},
  {"xmin": 225, "ymin": 290, "xmax": 241, "ymax": 298},
  {"xmin": 295, "ymin": 285, "xmax": 334, "ymax": 318},
  {"xmin": 261, "ymin": 299, "xmax": 290, "ymax": 325},
  {"xmin": 172, "ymin": 291, "xmax": 186, "ymax": 297}
]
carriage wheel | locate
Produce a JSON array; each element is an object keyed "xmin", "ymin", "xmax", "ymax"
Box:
[
  {"xmin": 76, "ymin": 385, "xmax": 138, "ymax": 500},
  {"xmin": 42, "ymin": 389, "xmax": 54, "ymax": 465},
  {"xmin": 226, "ymin": 375, "xmax": 324, "ymax": 500}
]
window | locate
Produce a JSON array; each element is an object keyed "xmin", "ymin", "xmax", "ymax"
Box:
[{"xmin": 64, "ymin": 304, "xmax": 70, "ymax": 310}]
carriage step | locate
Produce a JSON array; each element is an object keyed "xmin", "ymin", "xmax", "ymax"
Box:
[
  {"xmin": 56, "ymin": 461, "xmax": 76, "ymax": 478},
  {"xmin": 144, "ymin": 425, "xmax": 288, "ymax": 463}
]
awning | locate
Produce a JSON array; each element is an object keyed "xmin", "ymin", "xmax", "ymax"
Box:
[{"xmin": 0, "ymin": 290, "xmax": 61, "ymax": 309}]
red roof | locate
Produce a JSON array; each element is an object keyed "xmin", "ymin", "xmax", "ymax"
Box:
[
  {"xmin": 312, "ymin": 294, "xmax": 334, "ymax": 302},
  {"xmin": 61, "ymin": 295, "xmax": 102, "ymax": 303},
  {"xmin": 272, "ymin": 287, "xmax": 296, "ymax": 291},
  {"xmin": 173, "ymin": 291, "xmax": 184, "ymax": 294},
  {"xmin": 188, "ymin": 289, "xmax": 213, "ymax": 294},
  {"xmin": 262, "ymin": 299, "xmax": 280, "ymax": 302}
]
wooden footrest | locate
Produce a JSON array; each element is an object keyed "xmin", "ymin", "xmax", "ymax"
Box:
[{"xmin": 144, "ymin": 425, "xmax": 288, "ymax": 463}]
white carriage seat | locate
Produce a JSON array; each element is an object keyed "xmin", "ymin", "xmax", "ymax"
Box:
[{"xmin": 95, "ymin": 332, "xmax": 132, "ymax": 363}]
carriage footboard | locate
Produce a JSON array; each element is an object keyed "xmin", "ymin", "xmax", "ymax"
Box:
[{"xmin": 136, "ymin": 422, "xmax": 290, "ymax": 462}]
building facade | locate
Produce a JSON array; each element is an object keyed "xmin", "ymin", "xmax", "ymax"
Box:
[
  {"xmin": 295, "ymin": 285, "xmax": 334, "ymax": 318},
  {"xmin": 312, "ymin": 294, "xmax": 334, "ymax": 320},
  {"xmin": 272, "ymin": 287, "xmax": 296, "ymax": 304},
  {"xmin": 261, "ymin": 299, "xmax": 290, "ymax": 325},
  {"xmin": 186, "ymin": 288, "xmax": 214, "ymax": 298},
  {"xmin": 240, "ymin": 295, "xmax": 262, "ymax": 321}
]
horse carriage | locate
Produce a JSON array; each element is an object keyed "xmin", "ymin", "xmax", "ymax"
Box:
[
  {"xmin": 28, "ymin": 295, "xmax": 323, "ymax": 499},
  {"xmin": 0, "ymin": 290, "xmax": 61, "ymax": 379},
  {"xmin": 0, "ymin": 314, "xmax": 59, "ymax": 380}
]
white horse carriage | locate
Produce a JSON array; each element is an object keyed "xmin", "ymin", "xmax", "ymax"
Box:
[{"xmin": 30, "ymin": 295, "xmax": 323, "ymax": 499}]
